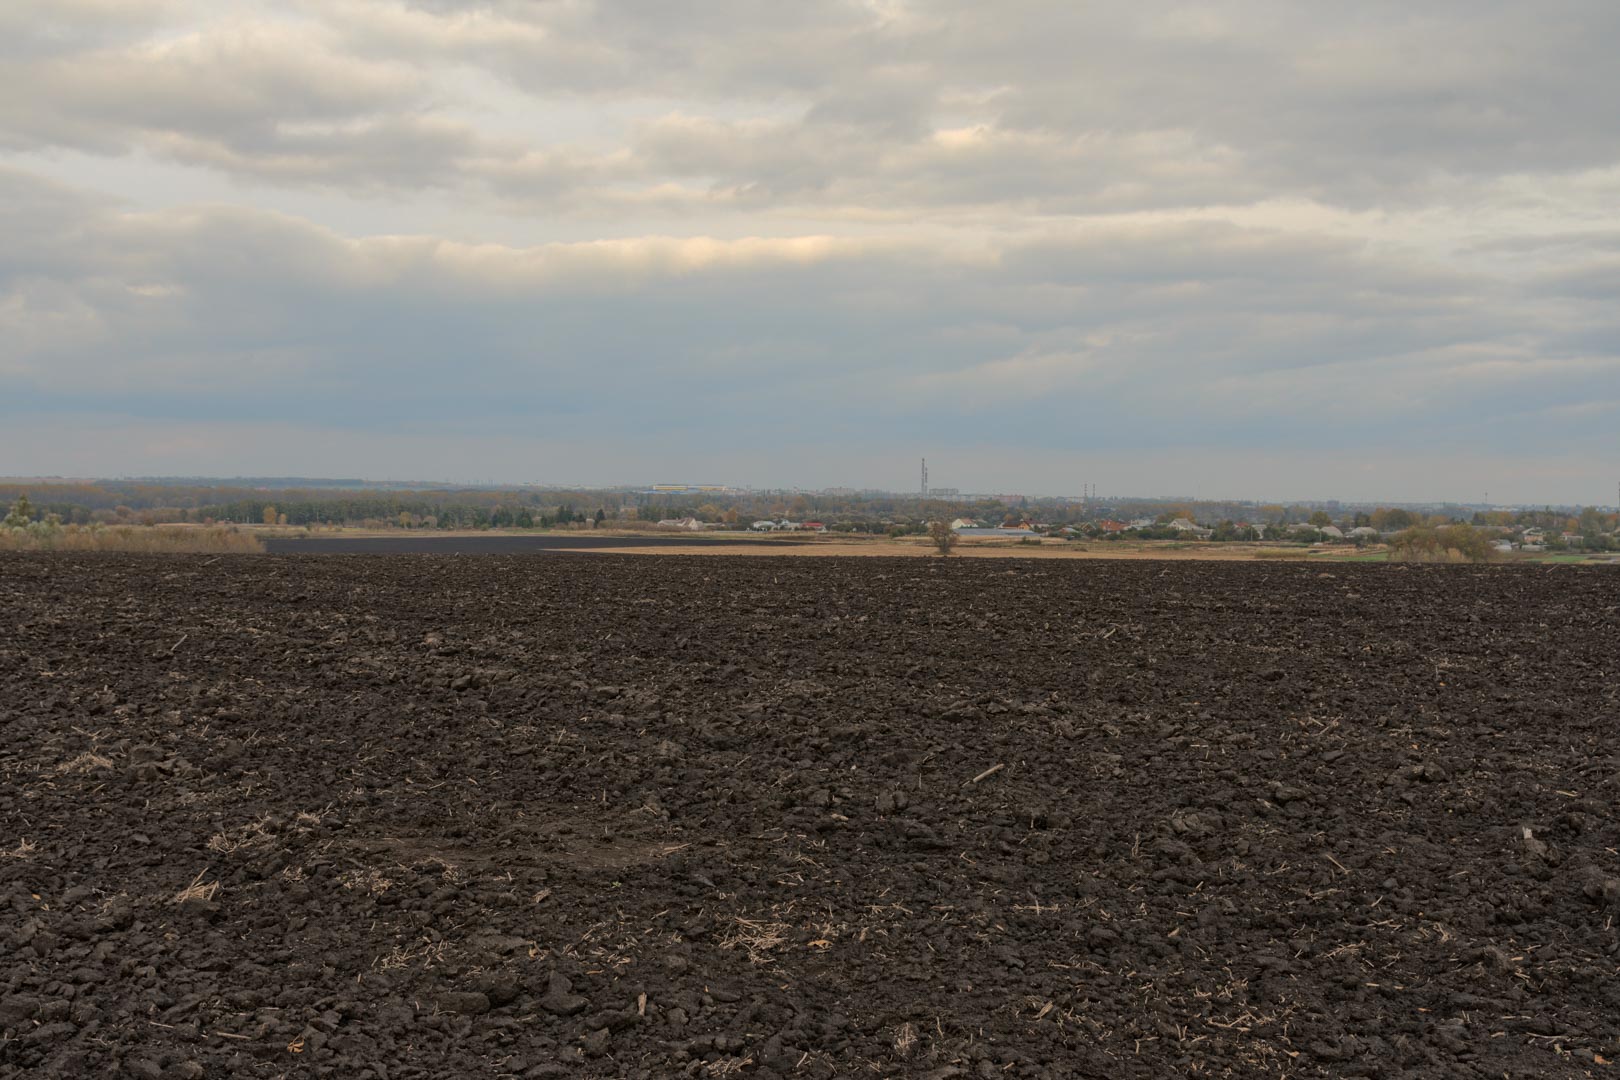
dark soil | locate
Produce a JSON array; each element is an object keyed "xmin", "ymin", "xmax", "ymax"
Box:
[
  {"xmin": 2, "ymin": 554, "xmax": 1618, "ymax": 1079},
  {"xmin": 262, "ymin": 536, "xmax": 809, "ymax": 555}
]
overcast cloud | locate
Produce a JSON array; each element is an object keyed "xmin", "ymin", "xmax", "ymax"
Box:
[{"xmin": 2, "ymin": 0, "xmax": 1617, "ymax": 501}]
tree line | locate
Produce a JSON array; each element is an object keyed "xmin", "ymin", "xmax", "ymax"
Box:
[{"xmin": 1, "ymin": 479, "xmax": 1614, "ymax": 538}]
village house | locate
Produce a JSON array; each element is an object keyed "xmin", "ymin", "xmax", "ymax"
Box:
[
  {"xmin": 1168, "ymin": 518, "xmax": 1214, "ymax": 538},
  {"xmin": 953, "ymin": 527, "xmax": 1038, "ymax": 539}
]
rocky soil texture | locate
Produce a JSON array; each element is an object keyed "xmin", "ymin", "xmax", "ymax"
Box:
[{"xmin": 2, "ymin": 553, "xmax": 1619, "ymax": 1078}]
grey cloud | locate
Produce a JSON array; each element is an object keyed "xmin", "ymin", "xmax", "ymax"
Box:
[
  {"xmin": 0, "ymin": 0, "xmax": 182, "ymax": 59},
  {"xmin": 4, "ymin": 169, "xmax": 1612, "ymax": 463},
  {"xmin": 7, "ymin": 1, "xmax": 1619, "ymax": 215},
  {"xmin": 0, "ymin": 15, "xmax": 480, "ymax": 189},
  {"xmin": 351, "ymin": 0, "xmax": 1620, "ymax": 207},
  {"xmin": 4, "ymin": 5, "xmax": 1619, "ymax": 500}
]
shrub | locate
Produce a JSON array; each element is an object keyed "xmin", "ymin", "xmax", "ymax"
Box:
[
  {"xmin": 927, "ymin": 520, "xmax": 959, "ymax": 556},
  {"xmin": 3, "ymin": 494, "xmax": 34, "ymax": 528},
  {"xmin": 0, "ymin": 521, "xmax": 264, "ymax": 553},
  {"xmin": 1389, "ymin": 524, "xmax": 1494, "ymax": 564}
]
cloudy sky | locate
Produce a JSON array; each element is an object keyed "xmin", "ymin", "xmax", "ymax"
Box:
[{"xmin": 3, "ymin": 1, "xmax": 1618, "ymax": 502}]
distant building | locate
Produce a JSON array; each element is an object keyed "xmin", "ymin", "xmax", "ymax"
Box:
[
  {"xmin": 954, "ymin": 527, "xmax": 1037, "ymax": 539},
  {"xmin": 656, "ymin": 517, "xmax": 704, "ymax": 531},
  {"xmin": 1166, "ymin": 518, "xmax": 1213, "ymax": 538}
]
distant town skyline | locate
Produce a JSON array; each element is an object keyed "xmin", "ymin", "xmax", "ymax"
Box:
[
  {"xmin": 4, "ymin": 469, "xmax": 1615, "ymax": 512},
  {"xmin": 2, "ymin": 2, "xmax": 1617, "ymax": 505}
]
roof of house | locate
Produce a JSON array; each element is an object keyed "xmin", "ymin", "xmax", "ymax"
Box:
[{"xmin": 954, "ymin": 527, "xmax": 1038, "ymax": 538}]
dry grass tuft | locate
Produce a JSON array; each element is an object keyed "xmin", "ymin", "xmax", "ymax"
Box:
[
  {"xmin": 339, "ymin": 868, "xmax": 396, "ymax": 895},
  {"xmin": 172, "ymin": 870, "xmax": 221, "ymax": 904},
  {"xmin": 206, "ymin": 815, "xmax": 275, "ymax": 854},
  {"xmin": 374, "ymin": 938, "xmax": 450, "ymax": 972},
  {"xmin": 719, "ymin": 916, "xmax": 791, "ymax": 964},
  {"xmin": 55, "ymin": 752, "xmax": 115, "ymax": 775},
  {"xmin": 3, "ymin": 838, "xmax": 37, "ymax": 860}
]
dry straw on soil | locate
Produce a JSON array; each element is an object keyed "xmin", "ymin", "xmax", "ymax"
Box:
[
  {"xmin": 0, "ymin": 523, "xmax": 264, "ymax": 553},
  {"xmin": 171, "ymin": 870, "xmax": 221, "ymax": 905},
  {"xmin": 718, "ymin": 916, "xmax": 792, "ymax": 964},
  {"xmin": 54, "ymin": 752, "xmax": 115, "ymax": 775}
]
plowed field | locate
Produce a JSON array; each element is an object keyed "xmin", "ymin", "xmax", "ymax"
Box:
[{"xmin": 3, "ymin": 554, "xmax": 1618, "ymax": 1078}]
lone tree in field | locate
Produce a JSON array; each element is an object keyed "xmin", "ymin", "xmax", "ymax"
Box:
[
  {"xmin": 928, "ymin": 519, "xmax": 959, "ymax": 556},
  {"xmin": 3, "ymin": 494, "xmax": 33, "ymax": 528}
]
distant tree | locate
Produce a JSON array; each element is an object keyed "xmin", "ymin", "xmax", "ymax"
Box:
[
  {"xmin": 928, "ymin": 520, "xmax": 959, "ymax": 556},
  {"xmin": 594, "ymin": 508, "xmax": 606, "ymax": 527},
  {"xmin": 1308, "ymin": 510, "xmax": 1332, "ymax": 527},
  {"xmin": 261, "ymin": 505, "xmax": 277, "ymax": 526},
  {"xmin": 1390, "ymin": 524, "xmax": 1494, "ymax": 563},
  {"xmin": 3, "ymin": 493, "xmax": 33, "ymax": 528}
]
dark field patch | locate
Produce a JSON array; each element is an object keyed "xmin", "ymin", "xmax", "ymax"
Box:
[
  {"xmin": 262, "ymin": 535, "xmax": 808, "ymax": 555},
  {"xmin": 2, "ymin": 554, "xmax": 1618, "ymax": 1078}
]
